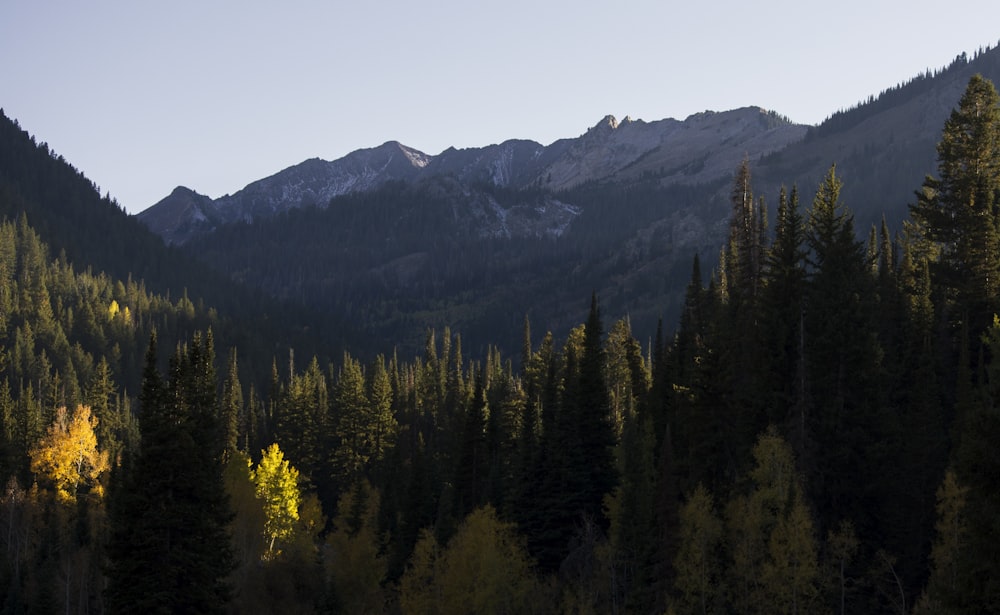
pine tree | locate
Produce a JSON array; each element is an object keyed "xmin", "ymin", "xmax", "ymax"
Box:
[
  {"xmin": 454, "ymin": 367, "xmax": 488, "ymax": 518},
  {"xmin": 366, "ymin": 354, "xmax": 397, "ymax": 478},
  {"xmin": 911, "ymin": 74, "xmax": 1000, "ymax": 341},
  {"xmin": 947, "ymin": 316, "xmax": 1000, "ymax": 612},
  {"xmin": 524, "ymin": 298, "xmax": 617, "ymax": 571},
  {"xmin": 802, "ymin": 166, "xmax": 884, "ymax": 541},
  {"xmin": 105, "ymin": 331, "xmax": 234, "ymax": 613},
  {"xmin": 332, "ymin": 352, "xmax": 370, "ymax": 487},
  {"xmin": 572, "ymin": 293, "xmax": 618, "ymax": 526},
  {"xmin": 718, "ymin": 161, "xmax": 771, "ymax": 474},
  {"xmin": 724, "ymin": 158, "xmax": 766, "ymax": 308},
  {"xmin": 220, "ymin": 347, "xmax": 243, "ymax": 458},
  {"xmin": 760, "ymin": 186, "xmax": 808, "ymax": 444}
]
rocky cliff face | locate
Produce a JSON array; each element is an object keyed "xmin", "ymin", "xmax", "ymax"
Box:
[{"xmin": 138, "ymin": 107, "xmax": 806, "ymax": 244}]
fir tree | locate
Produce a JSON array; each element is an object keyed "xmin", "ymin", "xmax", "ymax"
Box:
[
  {"xmin": 911, "ymin": 74, "xmax": 1000, "ymax": 341},
  {"xmin": 105, "ymin": 331, "xmax": 234, "ymax": 613},
  {"xmin": 803, "ymin": 166, "xmax": 885, "ymax": 541},
  {"xmin": 760, "ymin": 186, "xmax": 808, "ymax": 444}
]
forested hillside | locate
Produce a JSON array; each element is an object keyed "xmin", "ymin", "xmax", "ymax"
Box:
[
  {"xmin": 184, "ymin": 176, "xmax": 722, "ymax": 359},
  {"xmin": 1, "ymin": 74, "xmax": 1000, "ymax": 614},
  {"xmin": 0, "ymin": 110, "xmax": 362, "ymax": 386},
  {"xmin": 177, "ymin": 45, "xmax": 1000, "ymax": 362}
]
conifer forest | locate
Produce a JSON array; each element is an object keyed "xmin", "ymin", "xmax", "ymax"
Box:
[{"xmin": 2, "ymin": 75, "xmax": 1000, "ymax": 614}]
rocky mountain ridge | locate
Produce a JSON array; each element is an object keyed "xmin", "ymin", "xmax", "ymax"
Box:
[
  {"xmin": 135, "ymin": 44, "xmax": 1000, "ymax": 357},
  {"xmin": 138, "ymin": 106, "xmax": 807, "ymax": 244}
]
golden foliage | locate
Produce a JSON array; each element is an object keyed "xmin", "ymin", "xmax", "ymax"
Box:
[
  {"xmin": 251, "ymin": 443, "xmax": 301, "ymax": 558},
  {"xmin": 29, "ymin": 405, "xmax": 109, "ymax": 503}
]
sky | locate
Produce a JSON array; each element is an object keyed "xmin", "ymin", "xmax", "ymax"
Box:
[{"xmin": 2, "ymin": 2, "xmax": 999, "ymax": 215}]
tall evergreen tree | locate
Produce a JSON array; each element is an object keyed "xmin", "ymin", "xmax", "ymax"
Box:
[
  {"xmin": 524, "ymin": 297, "xmax": 617, "ymax": 571},
  {"xmin": 803, "ymin": 166, "xmax": 886, "ymax": 545},
  {"xmin": 220, "ymin": 347, "xmax": 243, "ymax": 457},
  {"xmin": 948, "ymin": 316, "xmax": 1000, "ymax": 611},
  {"xmin": 911, "ymin": 74, "xmax": 1000, "ymax": 341},
  {"xmin": 725, "ymin": 157, "xmax": 766, "ymax": 307},
  {"xmin": 105, "ymin": 331, "xmax": 234, "ymax": 614},
  {"xmin": 454, "ymin": 367, "xmax": 488, "ymax": 519},
  {"xmin": 572, "ymin": 293, "xmax": 618, "ymax": 526},
  {"xmin": 760, "ymin": 186, "xmax": 808, "ymax": 447}
]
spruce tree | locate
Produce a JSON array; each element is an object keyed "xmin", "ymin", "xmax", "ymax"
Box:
[
  {"xmin": 803, "ymin": 166, "xmax": 886, "ymax": 544},
  {"xmin": 105, "ymin": 331, "xmax": 234, "ymax": 614},
  {"xmin": 524, "ymin": 297, "xmax": 617, "ymax": 571},
  {"xmin": 760, "ymin": 186, "xmax": 808, "ymax": 445},
  {"xmin": 573, "ymin": 293, "xmax": 617, "ymax": 526},
  {"xmin": 911, "ymin": 74, "xmax": 1000, "ymax": 340},
  {"xmin": 949, "ymin": 317, "xmax": 1000, "ymax": 611},
  {"xmin": 220, "ymin": 347, "xmax": 243, "ymax": 457}
]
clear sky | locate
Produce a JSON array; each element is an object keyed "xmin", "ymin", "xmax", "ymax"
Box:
[{"xmin": 2, "ymin": 1, "xmax": 998, "ymax": 214}]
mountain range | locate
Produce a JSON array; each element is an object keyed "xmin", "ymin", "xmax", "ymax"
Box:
[
  {"xmin": 0, "ymin": 43, "xmax": 960, "ymax": 359},
  {"xmin": 130, "ymin": 45, "xmax": 1000, "ymax": 358},
  {"xmin": 139, "ymin": 107, "xmax": 805, "ymax": 245}
]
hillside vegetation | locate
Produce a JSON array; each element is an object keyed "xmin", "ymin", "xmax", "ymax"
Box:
[{"xmin": 1, "ymin": 67, "xmax": 1000, "ymax": 614}]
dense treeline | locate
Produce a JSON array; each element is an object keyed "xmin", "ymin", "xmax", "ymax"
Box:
[
  {"xmin": 184, "ymin": 174, "xmax": 722, "ymax": 360},
  {"xmin": 2, "ymin": 75, "xmax": 1000, "ymax": 613}
]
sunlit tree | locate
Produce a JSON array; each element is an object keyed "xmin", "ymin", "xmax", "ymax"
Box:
[
  {"xmin": 252, "ymin": 442, "xmax": 301, "ymax": 558},
  {"xmin": 29, "ymin": 404, "xmax": 109, "ymax": 503}
]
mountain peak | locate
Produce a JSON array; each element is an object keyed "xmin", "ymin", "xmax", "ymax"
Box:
[
  {"xmin": 139, "ymin": 106, "xmax": 810, "ymax": 243},
  {"xmin": 591, "ymin": 114, "xmax": 619, "ymax": 132},
  {"xmin": 169, "ymin": 185, "xmax": 204, "ymax": 198}
]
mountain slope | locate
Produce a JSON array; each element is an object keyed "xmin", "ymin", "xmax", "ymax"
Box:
[
  {"xmin": 165, "ymin": 45, "xmax": 1000, "ymax": 360},
  {"xmin": 0, "ymin": 110, "xmax": 355, "ymax": 382},
  {"xmin": 757, "ymin": 47, "xmax": 1000, "ymax": 230},
  {"xmin": 139, "ymin": 107, "xmax": 806, "ymax": 244}
]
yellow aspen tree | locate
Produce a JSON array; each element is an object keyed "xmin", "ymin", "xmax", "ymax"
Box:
[
  {"xmin": 251, "ymin": 443, "xmax": 301, "ymax": 558},
  {"xmin": 29, "ymin": 405, "xmax": 109, "ymax": 503}
]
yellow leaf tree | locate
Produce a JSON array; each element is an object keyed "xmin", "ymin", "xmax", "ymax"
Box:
[
  {"xmin": 252, "ymin": 443, "xmax": 301, "ymax": 558},
  {"xmin": 29, "ymin": 405, "xmax": 109, "ymax": 503}
]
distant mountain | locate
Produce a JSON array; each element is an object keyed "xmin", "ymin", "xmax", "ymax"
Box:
[
  {"xmin": 140, "ymin": 44, "xmax": 1000, "ymax": 359},
  {"xmin": 139, "ymin": 107, "xmax": 806, "ymax": 244}
]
